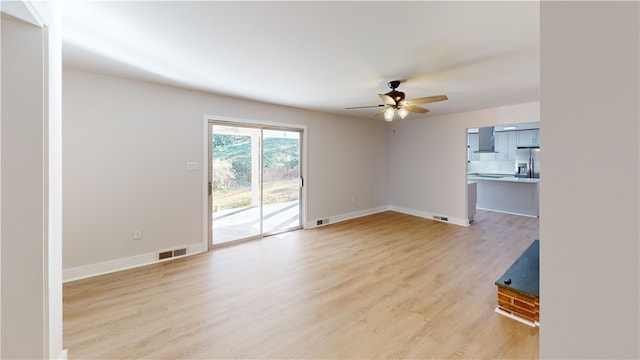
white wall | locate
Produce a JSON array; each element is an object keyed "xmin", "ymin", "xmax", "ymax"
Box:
[
  {"xmin": 540, "ymin": 2, "xmax": 639, "ymax": 358},
  {"xmin": 389, "ymin": 101, "xmax": 539, "ymax": 224},
  {"xmin": 62, "ymin": 69, "xmax": 389, "ymax": 277},
  {"xmin": 1, "ymin": 6, "xmax": 63, "ymax": 359},
  {"xmin": 63, "ymin": 68, "xmax": 537, "ymax": 276}
]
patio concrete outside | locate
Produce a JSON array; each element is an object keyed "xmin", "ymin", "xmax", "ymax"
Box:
[{"xmin": 212, "ymin": 200, "xmax": 300, "ymax": 244}]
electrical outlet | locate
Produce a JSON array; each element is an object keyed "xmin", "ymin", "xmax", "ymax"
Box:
[{"xmin": 133, "ymin": 229, "xmax": 143, "ymax": 240}]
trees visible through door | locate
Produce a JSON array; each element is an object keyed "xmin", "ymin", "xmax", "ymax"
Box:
[{"xmin": 210, "ymin": 124, "xmax": 301, "ymax": 245}]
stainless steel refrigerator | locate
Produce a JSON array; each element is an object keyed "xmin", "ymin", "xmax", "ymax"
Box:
[{"xmin": 515, "ymin": 147, "xmax": 540, "ymax": 178}]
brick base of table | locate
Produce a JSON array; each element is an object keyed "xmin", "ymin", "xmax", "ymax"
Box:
[{"xmin": 494, "ymin": 240, "xmax": 539, "ymax": 327}]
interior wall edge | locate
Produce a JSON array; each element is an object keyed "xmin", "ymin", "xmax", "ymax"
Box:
[
  {"xmin": 389, "ymin": 205, "xmax": 469, "ymax": 227},
  {"xmin": 539, "ymin": 1, "xmax": 640, "ymax": 358}
]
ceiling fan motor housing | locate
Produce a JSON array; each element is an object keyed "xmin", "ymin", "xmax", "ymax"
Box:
[
  {"xmin": 344, "ymin": 79, "xmax": 446, "ymax": 115},
  {"xmin": 387, "ymin": 80, "xmax": 405, "ymax": 106},
  {"xmin": 386, "ymin": 90, "xmax": 405, "ymax": 107}
]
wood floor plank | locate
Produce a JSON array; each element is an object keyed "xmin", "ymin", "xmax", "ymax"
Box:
[{"xmin": 64, "ymin": 210, "xmax": 539, "ymax": 359}]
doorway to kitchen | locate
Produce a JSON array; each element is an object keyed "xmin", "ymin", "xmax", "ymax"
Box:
[
  {"xmin": 466, "ymin": 122, "xmax": 540, "ymax": 221},
  {"xmin": 208, "ymin": 122, "xmax": 303, "ymax": 248}
]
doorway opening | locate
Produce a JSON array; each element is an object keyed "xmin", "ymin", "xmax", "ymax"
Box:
[
  {"xmin": 466, "ymin": 122, "xmax": 540, "ymax": 221},
  {"xmin": 208, "ymin": 122, "xmax": 303, "ymax": 248}
]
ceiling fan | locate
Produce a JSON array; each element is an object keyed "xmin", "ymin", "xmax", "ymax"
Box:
[{"xmin": 345, "ymin": 80, "xmax": 448, "ymax": 122}]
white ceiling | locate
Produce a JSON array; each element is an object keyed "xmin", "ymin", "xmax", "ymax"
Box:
[{"xmin": 60, "ymin": 1, "xmax": 540, "ymax": 118}]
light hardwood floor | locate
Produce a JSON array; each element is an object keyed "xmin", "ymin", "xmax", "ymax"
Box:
[{"xmin": 64, "ymin": 210, "xmax": 539, "ymax": 359}]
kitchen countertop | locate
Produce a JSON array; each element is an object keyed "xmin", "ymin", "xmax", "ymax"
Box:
[
  {"xmin": 495, "ymin": 240, "xmax": 539, "ymax": 298},
  {"xmin": 468, "ymin": 174, "xmax": 540, "ymax": 184}
]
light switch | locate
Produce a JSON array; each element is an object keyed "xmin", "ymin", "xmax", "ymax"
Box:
[{"xmin": 186, "ymin": 161, "xmax": 200, "ymax": 171}]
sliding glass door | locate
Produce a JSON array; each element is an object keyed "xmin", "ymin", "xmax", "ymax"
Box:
[
  {"xmin": 262, "ymin": 129, "xmax": 301, "ymax": 234},
  {"xmin": 209, "ymin": 123, "xmax": 301, "ymax": 246}
]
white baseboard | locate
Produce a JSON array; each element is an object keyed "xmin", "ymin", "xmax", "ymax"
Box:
[
  {"xmin": 389, "ymin": 205, "xmax": 469, "ymax": 227},
  {"xmin": 57, "ymin": 349, "xmax": 68, "ymax": 360},
  {"xmin": 62, "ymin": 242, "xmax": 205, "ymax": 282},
  {"xmin": 304, "ymin": 206, "xmax": 391, "ymax": 229},
  {"xmin": 64, "ymin": 206, "xmax": 463, "ymax": 281}
]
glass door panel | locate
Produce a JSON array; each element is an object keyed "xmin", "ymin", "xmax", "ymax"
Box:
[
  {"xmin": 262, "ymin": 129, "xmax": 301, "ymax": 234},
  {"xmin": 211, "ymin": 125, "xmax": 262, "ymax": 244}
]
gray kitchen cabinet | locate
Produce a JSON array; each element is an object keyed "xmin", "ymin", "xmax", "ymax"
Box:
[
  {"xmin": 469, "ymin": 130, "xmax": 523, "ymax": 162},
  {"xmin": 507, "ymin": 131, "xmax": 518, "ymax": 159},
  {"xmin": 467, "ymin": 133, "xmax": 480, "ymax": 161},
  {"xmin": 516, "ymin": 129, "xmax": 539, "ymax": 147},
  {"xmin": 494, "ymin": 131, "xmax": 518, "ymax": 160},
  {"xmin": 494, "ymin": 132, "xmax": 510, "ymax": 160},
  {"xmin": 467, "ymin": 182, "xmax": 477, "ymax": 223}
]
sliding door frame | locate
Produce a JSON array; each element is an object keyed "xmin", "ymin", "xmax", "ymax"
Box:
[{"xmin": 202, "ymin": 115, "xmax": 307, "ymax": 251}]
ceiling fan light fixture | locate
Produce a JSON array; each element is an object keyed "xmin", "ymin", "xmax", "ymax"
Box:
[
  {"xmin": 345, "ymin": 80, "xmax": 448, "ymax": 120},
  {"xmin": 398, "ymin": 107, "xmax": 409, "ymax": 119},
  {"xmin": 384, "ymin": 107, "xmax": 395, "ymax": 122}
]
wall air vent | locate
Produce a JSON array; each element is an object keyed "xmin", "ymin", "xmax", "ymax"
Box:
[
  {"xmin": 173, "ymin": 248, "xmax": 187, "ymax": 257},
  {"xmin": 157, "ymin": 247, "xmax": 188, "ymax": 260}
]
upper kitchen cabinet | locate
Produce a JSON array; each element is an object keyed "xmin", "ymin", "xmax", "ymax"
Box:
[
  {"xmin": 469, "ymin": 130, "xmax": 516, "ymax": 161},
  {"xmin": 494, "ymin": 131, "xmax": 517, "ymax": 160},
  {"xmin": 516, "ymin": 129, "xmax": 539, "ymax": 147},
  {"xmin": 468, "ymin": 133, "xmax": 480, "ymax": 161}
]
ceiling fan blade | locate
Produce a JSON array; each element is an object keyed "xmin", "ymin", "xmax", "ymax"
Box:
[
  {"xmin": 374, "ymin": 107, "xmax": 389, "ymax": 116},
  {"xmin": 404, "ymin": 105, "xmax": 429, "ymax": 114},
  {"xmin": 404, "ymin": 95, "xmax": 448, "ymax": 105},
  {"xmin": 378, "ymin": 93, "xmax": 396, "ymax": 106},
  {"xmin": 344, "ymin": 104, "xmax": 385, "ymax": 110}
]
